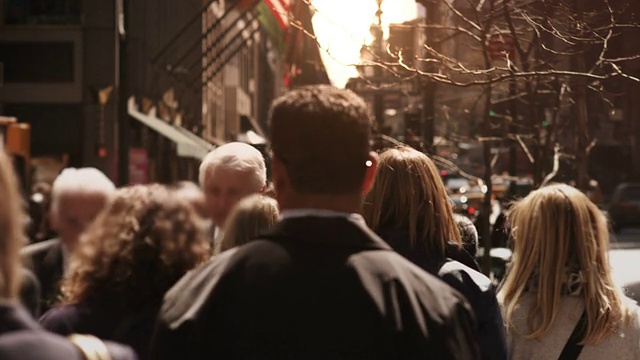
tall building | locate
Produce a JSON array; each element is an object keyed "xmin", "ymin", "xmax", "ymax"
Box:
[{"xmin": 0, "ymin": 0, "xmax": 287, "ymax": 184}]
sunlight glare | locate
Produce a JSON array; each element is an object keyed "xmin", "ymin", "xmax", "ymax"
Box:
[{"xmin": 311, "ymin": 0, "xmax": 418, "ymax": 88}]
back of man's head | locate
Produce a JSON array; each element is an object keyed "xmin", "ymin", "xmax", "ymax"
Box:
[
  {"xmin": 269, "ymin": 85, "xmax": 372, "ymax": 195},
  {"xmin": 51, "ymin": 167, "xmax": 116, "ymax": 212},
  {"xmin": 199, "ymin": 142, "xmax": 267, "ymax": 191}
]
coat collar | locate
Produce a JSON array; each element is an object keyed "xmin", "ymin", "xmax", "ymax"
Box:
[{"xmin": 262, "ymin": 215, "xmax": 393, "ymax": 252}]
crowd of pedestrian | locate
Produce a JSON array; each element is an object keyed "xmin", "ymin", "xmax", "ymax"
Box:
[{"xmin": 0, "ymin": 85, "xmax": 639, "ymax": 359}]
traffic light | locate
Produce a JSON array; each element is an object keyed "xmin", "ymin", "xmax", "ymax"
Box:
[{"xmin": 96, "ymin": 144, "xmax": 108, "ymax": 158}]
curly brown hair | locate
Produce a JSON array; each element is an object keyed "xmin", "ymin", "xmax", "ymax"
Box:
[{"xmin": 60, "ymin": 184, "xmax": 210, "ymax": 310}]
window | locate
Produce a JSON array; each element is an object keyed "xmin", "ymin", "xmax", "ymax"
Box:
[
  {"xmin": 0, "ymin": 41, "xmax": 74, "ymax": 82},
  {"xmin": 4, "ymin": 0, "xmax": 81, "ymax": 25}
]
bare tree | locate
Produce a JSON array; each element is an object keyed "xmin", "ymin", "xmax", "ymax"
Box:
[
  {"xmin": 352, "ymin": 0, "xmax": 640, "ymax": 273},
  {"xmin": 289, "ymin": 0, "xmax": 640, "ymax": 274}
]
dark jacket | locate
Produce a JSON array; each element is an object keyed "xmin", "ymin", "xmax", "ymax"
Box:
[
  {"xmin": 20, "ymin": 238, "xmax": 64, "ymax": 313},
  {"xmin": 150, "ymin": 216, "xmax": 480, "ymax": 360},
  {"xmin": 376, "ymin": 228, "xmax": 508, "ymax": 360},
  {"xmin": 19, "ymin": 268, "xmax": 41, "ymax": 318},
  {"xmin": 0, "ymin": 300, "xmax": 137, "ymax": 360},
  {"xmin": 40, "ymin": 302, "xmax": 158, "ymax": 360}
]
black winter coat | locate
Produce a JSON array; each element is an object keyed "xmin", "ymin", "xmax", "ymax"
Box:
[
  {"xmin": 150, "ymin": 215, "xmax": 481, "ymax": 360},
  {"xmin": 376, "ymin": 227, "xmax": 508, "ymax": 360}
]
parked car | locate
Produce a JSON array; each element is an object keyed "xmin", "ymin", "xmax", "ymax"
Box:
[
  {"xmin": 445, "ymin": 177, "xmax": 472, "ymax": 195},
  {"xmin": 492, "ymin": 176, "xmax": 534, "ymax": 201},
  {"xmin": 609, "ymin": 183, "xmax": 640, "ymax": 233}
]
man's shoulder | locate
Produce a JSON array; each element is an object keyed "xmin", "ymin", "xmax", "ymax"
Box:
[
  {"xmin": 0, "ymin": 331, "xmax": 137, "ymax": 360},
  {"xmin": 348, "ymin": 249, "xmax": 471, "ymax": 304},
  {"xmin": 20, "ymin": 238, "xmax": 60, "ymax": 259},
  {"xmin": 0, "ymin": 330, "xmax": 81, "ymax": 360},
  {"xmin": 160, "ymin": 247, "xmax": 241, "ymax": 329},
  {"xmin": 439, "ymin": 260, "xmax": 493, "ymax": 292},
  {"xmin": 20, "ymin": 239, "xmax": 62, "ymax": 272},
  {"xmin": 39, "ymin": 304, "xmax": 82, "ymax": 334}
]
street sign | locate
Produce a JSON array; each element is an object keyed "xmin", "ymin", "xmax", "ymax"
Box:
[
  {"xmin": 488, "ymin": 34, "xmax": 515, "ymax": 61},
  {"xmin": 346, "ymin": 77, "xmax": 418, "ymax": 95}
]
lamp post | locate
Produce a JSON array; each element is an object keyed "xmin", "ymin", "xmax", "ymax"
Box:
[
  {"xmin": 421, "ymin": 0, "xmax": 438, "ymax": 154},
  {"xmin": 372, "ymin": 0, "xmax": 385, "ymax": 133},
  {"xmin": 116, "ymin": 0, "xmax": 129, "ymax": 186}
]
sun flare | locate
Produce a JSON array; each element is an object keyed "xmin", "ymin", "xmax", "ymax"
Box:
[{"xmin": 311, "ymin": 0, "xmax": 419, "ymax": 88}]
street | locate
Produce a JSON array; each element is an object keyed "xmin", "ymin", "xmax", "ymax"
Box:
[{"xmin": 609, "ymin": 228, "xmax": 640, "ymax": 302}]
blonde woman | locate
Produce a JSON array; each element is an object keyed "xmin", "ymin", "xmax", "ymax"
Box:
[
  {"xmin": 0, "ymin": 150, "xmax": 136, "ymax": 360},
  {"xmin": 499, "ymin": 184, "xmax": 640, "ymax": 359},
  {"xmin": 363, "ymin": 146, "xmax": 507, "ymax": 360},
  {"xmin": 215, "ymin": 194, "xmax": 279, "ymax": 255}
]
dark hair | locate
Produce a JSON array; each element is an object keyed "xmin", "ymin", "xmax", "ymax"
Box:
[
  {"xmin": 269, "ymin": 85, "xmax": 372, "ymax": 194},
  {"xmin": 61, "ymin": 184, "xmax": 210, "ymax": 310},
  {"xmin": 453, "ymin": 213, "xmax": 478, "ymax": 256}
]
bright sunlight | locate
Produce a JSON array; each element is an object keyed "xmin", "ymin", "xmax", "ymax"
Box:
[{"xmin": 311, "ymin": 0, "xmax": 419, "ymax": 88}]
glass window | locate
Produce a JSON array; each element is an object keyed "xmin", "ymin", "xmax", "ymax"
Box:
[
  {"xmin": 446, "ymin": 178, "xmax": 471, "ymax": 192},
  {"xmin": 0, "ymin": 42, "xmax": 74, "ymax": 82},
  {"xmin": 4, "ymin": 0, "xmax": 81, "ymax": 25}
]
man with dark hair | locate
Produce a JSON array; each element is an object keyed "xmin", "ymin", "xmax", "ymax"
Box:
[
  {"xmin": 150, "ymin": 85, "xmax": 480, "ymax": 359},
  {"xmin": 268, "ymin": 85, "xmax": 372, "ymax": 194}
]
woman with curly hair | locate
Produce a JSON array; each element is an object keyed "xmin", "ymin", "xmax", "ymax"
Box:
[
  {"xmin": 40, "ymin": 184, "xmax": 210, "ymax": 359},
  {"xmin": 0, "ymin": 150, "xmax": 136, "ymax": 360}
]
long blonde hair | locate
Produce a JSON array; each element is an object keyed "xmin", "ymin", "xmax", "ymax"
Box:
[
  {"xmin": 0, "ymin": 151, "xmax": 24, "ymax": 299},
  {"xmin": 500, "ymin": 183, "xmax": 632, "ymax": 345},
  {"xmin": 216, "ymin": 195, "xmax": 279, "ymax": 254},
  {"xmin": 363, "ymin": 147, "xmax": 461, "ymax": 255}
]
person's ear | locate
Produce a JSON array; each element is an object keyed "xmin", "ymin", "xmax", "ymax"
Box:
[
  {"xmin": 271, "ymin": 155, "xmax": 288, "ymax": 194},
  {"xmin": 361, "ymin": 152, "xmax": 379, "ymax": 195}
]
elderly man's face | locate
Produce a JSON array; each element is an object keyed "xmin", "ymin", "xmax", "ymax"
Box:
[
  {"xmin": 52, "ymin": 192, "xmax": 108, "ymax": 251},
  {"xmin": 203, "ymin": 166, "xmax": 261, "ymax": 226}
]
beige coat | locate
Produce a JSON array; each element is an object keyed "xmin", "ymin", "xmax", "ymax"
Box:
[{"xmin": 500, "ymin": 294, "xmax": 640, "ymax": 360}]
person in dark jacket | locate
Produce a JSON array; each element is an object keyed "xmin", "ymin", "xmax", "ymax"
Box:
[
  {"xmin": 0, "ymin": 149, "xmax": 137, "ymax": 360},
  {"xmin": 39, "ymin": 185, "xmax": 210, "ymax": 360},
  {"xmin": 149, "ymin": 85, "xmax": 480, "ymax": 360},
  {"xmin": 363, "ymin": 146, "xmax": 508, "ymax": 360},
  {"xmin": 19, "ymin": 267, "xmax": 41, "ymax": 318},
  {"xmin": 21, "ymin": 167, "xmax": 116, "ymax": 313}
]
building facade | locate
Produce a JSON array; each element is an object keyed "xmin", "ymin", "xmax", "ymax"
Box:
[{"xmin": 0, "ymin": 0, "xmax": 285, "ymax": 185}]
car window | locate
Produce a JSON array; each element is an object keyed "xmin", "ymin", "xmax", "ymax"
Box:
[{"xmin": 446, "ymin": 178, "xmax": 470, "ymax": 190}]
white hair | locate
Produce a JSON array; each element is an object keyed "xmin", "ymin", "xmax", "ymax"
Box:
[
  {"xmin": 199, "ymin": 142, "xmax": 267, "ymax": 189},
  {"xmin": 51, "ymin": 167, "xmax": 116, "ymax": 213}
]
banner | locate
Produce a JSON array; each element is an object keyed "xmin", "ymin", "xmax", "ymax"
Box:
[
  {"xmin": 237, "ymin": 0, "xmax": 290, "ymax": 55},
  {"xmin": 129, "ymin": 148, "xmax": 149, "ymax": 185},
  {"xmin": 284, "ymin": 0, "xmax": 330, "ymax": 87}
]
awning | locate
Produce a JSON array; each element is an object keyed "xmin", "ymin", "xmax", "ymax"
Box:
[
  {"xmin": 128, "ymin": 97, "xmax": 215, "ymax": 160},
  {"xmin": 237, "ymin": 114, "xmax": 267, "ymax": 145},
  {"xmin": 237, "ymin": 130, "xmax": 266, "ymax": 145}
]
